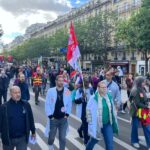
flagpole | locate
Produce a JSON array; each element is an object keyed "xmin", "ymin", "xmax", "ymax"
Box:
[{"xmin": 78, "ymin": 59, "xmax": 86, "ymax": 93}]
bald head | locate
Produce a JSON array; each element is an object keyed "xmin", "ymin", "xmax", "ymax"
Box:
[
  {"xmin": 10, "ymin": 86, "xmax": 21, "ymax": 101},
  {"xmin": 105, "ymin": 71, "xmax": 113, "ymax": 82},
  {"xmin": 19, "ymin": 73, "xmax": 25, "ymax": 82}
]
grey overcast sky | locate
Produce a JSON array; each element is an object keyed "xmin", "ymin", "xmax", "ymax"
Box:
[{"xmin": 0, "ymin": 0, "xmax": 89, "ymax": 44}]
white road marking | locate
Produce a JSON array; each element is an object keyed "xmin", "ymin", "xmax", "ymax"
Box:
[
  {"xmin": 117, "ymin": 116, "xmax": 131, "ymax": 123},
  {"xmin": 35, "ymin": 123, "xmax": 68, "ymax": 150},
  {"xmin": 69, "ymin": 126, "xmax": 105, "ymax": 150},
  {"xmin": 67, "ymin": 126, "xmax": 85, "ymax": 150},
  {"xmin": 31, "ymin": 92, "xmax": 147, "ymax": 149},
  {"xmin": 113, "ymin": 137, "xmax": 137, "ymax": 150},
  {"xmin": 36, "ymin": 132, "xmax": 49, "ymax": 150}
]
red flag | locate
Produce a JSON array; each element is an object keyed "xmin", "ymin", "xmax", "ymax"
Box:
[
  {"xmin": 67, "ymin": 22, "xmax": 81, "ymax": 71},
  {"xmin": 70, "ymin": 70, "xmax": 76, "ymax": 79}
]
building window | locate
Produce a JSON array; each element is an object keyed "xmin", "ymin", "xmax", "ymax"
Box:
[
  {"xmin": 131, "ymin": 51, "xmax": 136, "ymax": 60},
  {"xmin": 141, "ymin": 53, "xmax": 145, "ymax": 60},
  {"xmin": 114, "ymin": 52, "xmax": 118, "ymax": 60},
  {"xmin": 122, "ymin": 52, "xmax": 126, "ymax": 60}
]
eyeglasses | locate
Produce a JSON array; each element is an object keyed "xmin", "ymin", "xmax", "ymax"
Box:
[{"xmin": 98, "ymin": 86, "xmax": 107, "ymax": 89}]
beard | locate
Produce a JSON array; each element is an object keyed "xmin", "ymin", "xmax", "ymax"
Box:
[{"xmin": 57, "ymin": 84, "xmax": 63, "ymax": 87}]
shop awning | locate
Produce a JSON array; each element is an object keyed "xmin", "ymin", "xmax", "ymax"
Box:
[{"xmin": 109, "ymin": 61, "xmax": 129, "ymax": 66}]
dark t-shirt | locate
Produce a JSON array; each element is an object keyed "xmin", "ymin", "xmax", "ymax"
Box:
[{"xmin": 53, "ymin": 88, "xmax": 65, "ymax": 119}]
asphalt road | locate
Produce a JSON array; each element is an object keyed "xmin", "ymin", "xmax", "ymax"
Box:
[{"xmin": 0, "ymin": 85, "xmax": 148, "ymax": 150}]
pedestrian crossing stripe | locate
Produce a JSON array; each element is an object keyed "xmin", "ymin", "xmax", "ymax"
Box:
[
  {"xmin": 35, "ymin": 123, "xmax": 69, "ymax": 150},
  {"xmin": 68, "ymin": 125, "xmax": 104, "ymax": 150},
  {"xmin": 29, "ymin": 92, "xmax": 148, "ymax": 150},
  {"xmin": 31, "ymin": 123, "xmax": 140, "ymax": 150},
  {"xmin": 34, "ymin": 123, "xmax": 103, "ymax": 150},
  {"xmin": 8, "ymin": 81, "xmax": 148, "ymax": 149}
]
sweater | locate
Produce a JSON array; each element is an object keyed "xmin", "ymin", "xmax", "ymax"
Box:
[{"xmin": 7, "ymin": 99, "xmax": 26, "ymax": 138}]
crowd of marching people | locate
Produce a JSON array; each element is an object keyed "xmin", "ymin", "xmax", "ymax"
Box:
[{"xmin": 0, "ymin": 63, "xmax": 150, "ymax": 150}]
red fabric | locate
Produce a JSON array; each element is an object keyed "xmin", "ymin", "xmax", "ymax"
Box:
[
  {"xmin": 140, "ymin": 109, "xmax": 150, "ymax": 126},
  {"xmin": 7, "ymin": 55, "xmax": 13, "ymax": 62},
  {"xmin": 59, "ymin": 71, "xmax": 63, "ymax": 75},
  {"xmin": 64, "ymin": 78, "xmax": 69, "ymax": 83},
  {"xmin": 67, "ymin": 22, "xmax": 78, "ymax": 61},
  {"xmin": 0, "ymin": 55, "xmax": 4, "ymax": 61},
  {"xmin": 32, "ymin": 72, "xmax": 37, "ymax": 77},
  {"xmin": 70, "ymin": 70, "xmax": 76, "ymax": 78}
]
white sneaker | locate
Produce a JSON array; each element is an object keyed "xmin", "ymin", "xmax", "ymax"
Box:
[
  {"xmin": 49, "ymin": 145, "xmax": 54, "ymax": 150},
  {"xmin": 133, "ymin": 143, "xmax": 140, "ymax": 148},
  {"xmin": 121, "ymin": 110, "xmax": 126, "ymax": 114}
]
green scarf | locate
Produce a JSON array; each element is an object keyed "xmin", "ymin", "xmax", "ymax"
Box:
[{"xmin": 94, "ymin": 91, "xmax": 119, "ymax": 134}]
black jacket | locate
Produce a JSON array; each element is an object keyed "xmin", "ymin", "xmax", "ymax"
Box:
[
  {"xmin": 0, "ymin": 75, "xmax": 9, "ymax": 91},
  {"xmin": 0, "ymin": 99, "xmax": 36, "ymax": 146},
  {"xmin": 17, "ymin": 82, "xmax": 30, "ymax": 101}
]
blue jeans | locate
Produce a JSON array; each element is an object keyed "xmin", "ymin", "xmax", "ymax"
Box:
[
  {"xmin": 131, "ymin": 117, "xmax": 150, "ymax": 148},
  {"xmin": 131, "ymin": 117, "xmax": 139, "ymax": 144},
  {"xmin": 142, "ymin": 125, "xmax": 150, "ymax": 148},
  {"xmin": 86, "ymin": 137, "xmax": 99, "ymax": 150},
  {"xmin": 86, "ymin": 123, "xmax": 113, "ymax": 150},
  {"xmin": 48, "ymin": 118, "xmax": 68, "ymax": 150}
]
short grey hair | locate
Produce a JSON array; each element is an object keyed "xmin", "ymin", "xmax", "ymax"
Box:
[
  {"xmin": 98, "ymin": 81, "xmax": 106, "ymax": 87},
  {"xmin": 10, "ymin": 86, "xmax": 20, "ymax": 93}
]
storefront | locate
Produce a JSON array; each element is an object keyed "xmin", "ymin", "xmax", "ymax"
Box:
[{"xmin": 109, "ymin": 61, "xmax": 129, "ymax": 74}]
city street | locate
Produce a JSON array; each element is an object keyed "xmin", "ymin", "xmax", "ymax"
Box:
[
  {"xmin": 0, "ymin": 0, "xmax": 149, "ymax": 149},
  {"xmin": 1, "ymin": 85, "xmax": 147, "ymax": 150}
]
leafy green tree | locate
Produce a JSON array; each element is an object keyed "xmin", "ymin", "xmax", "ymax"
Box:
[
  {"xmin": 4, "ymin": 11, "xmax": 115, "ymax": 66},
  {"xmin": 74, "ymin": 11, "xmax": 116, "ymax": 65},
  {"xmin": 116, "ymin": 0, "xmax": 150, "ymax": 73}
]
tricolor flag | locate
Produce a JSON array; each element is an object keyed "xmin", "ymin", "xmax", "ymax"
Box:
[{"xmin": 67, "ymin": 22, "xmax": 81, "ymax": 72}]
